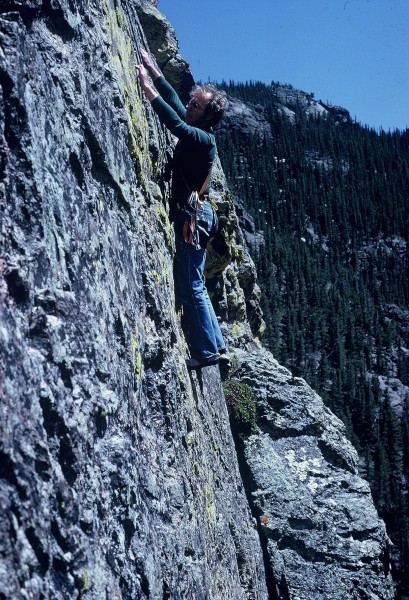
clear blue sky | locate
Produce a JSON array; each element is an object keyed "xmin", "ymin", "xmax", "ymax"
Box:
[{"xmin": 158, "ymin": 0, "xmax": 408, "ymax": 132}]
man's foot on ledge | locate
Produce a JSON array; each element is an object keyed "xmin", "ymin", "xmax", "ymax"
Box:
[
  {"xmin": 218, "ymin": 350, "xmax": 231, "ymax": 380},
  {"xmin": 186, "ymin": 354, "xmax": 220, "ymax": 369},
  {"xmin": 218, "ymin": 350, "xmax": 231, "ymax": 369}
]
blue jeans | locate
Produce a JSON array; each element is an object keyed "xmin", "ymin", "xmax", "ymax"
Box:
[{"xmin": 174, "ymin": 201, "xmax": 225, "ymax": 360}]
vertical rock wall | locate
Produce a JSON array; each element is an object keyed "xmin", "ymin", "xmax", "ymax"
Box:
[
  {"xmin": 0, "ymin": 1, "xmax": 395, "ymax": 599},
  {"xmin": 0, "ymin": 2, "xmax": 266, "ymax": 598}
]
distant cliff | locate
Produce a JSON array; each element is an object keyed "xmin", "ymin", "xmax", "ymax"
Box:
[{"xmin": 0, "ymin": 1, "xmax": 394, "ymax": 599}]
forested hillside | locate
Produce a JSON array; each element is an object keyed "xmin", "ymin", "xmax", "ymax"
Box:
[{"xmin": 217, "ymin": 81, "xmax": 409, "ymax": 597}]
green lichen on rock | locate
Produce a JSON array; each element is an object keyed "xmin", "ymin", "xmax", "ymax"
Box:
[
  {"xmin": 78, "ymin": 570, "xmax": 92, "ymax": 591},
  {"xmin": 101, "ymin": 1, "xmax": 152, "ymax": 185},
  {"xmin": 225, "ymin": 267, "xmax": 247, "ymax": 321},
  {"xmin": 153, "ymin": 201, "xmax": 173, "ymax": 246}
]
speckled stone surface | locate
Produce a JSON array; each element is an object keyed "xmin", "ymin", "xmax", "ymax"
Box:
[{"xmin": 0, "ymin": 1, "xmax": 394, "ymax": 599}]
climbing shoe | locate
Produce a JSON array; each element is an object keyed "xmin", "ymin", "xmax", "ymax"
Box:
[
  {"xmin": 218, "ymin": 350, "xmax": 231, "ymax": 369},
  {"xmin": 218, "ymin": 350, "xmax": 231, "ymax": 381},
  {"xmin": 186, "ymin": 354, "xmax": 220, "ymax": 369}
]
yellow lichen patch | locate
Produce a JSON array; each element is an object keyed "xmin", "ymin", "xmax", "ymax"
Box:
[
  {"xmin": 202, "ymin": 484, "xmax": 216, "ymax": 522},
  {"xmin": 230, "ymin": 322, "xmax": 246, "ymax": 338},
  {"xmin": 101, "ymin": 1, "xmax": 152, "ymax": 187},
  {"xmin": 78, "ymin": 570, "xmax": 92, "ymax": 591},
  {"xmin": 153, "ymin": 203, "xmax": 173, "ymax": 245}
]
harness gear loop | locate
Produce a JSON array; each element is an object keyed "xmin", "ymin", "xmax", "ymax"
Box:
[{"xmin": 178, "ymin": 158, "xmax": 213, "ymax": 247}]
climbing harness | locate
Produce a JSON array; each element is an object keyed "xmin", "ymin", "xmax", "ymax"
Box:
[
  {"xmin": 174, "ymin": 146, "xmax": 217, "ymax": 248},
  {"xmin": 181, "ymin": 169, "xmax": 214, "ymax": 248}
]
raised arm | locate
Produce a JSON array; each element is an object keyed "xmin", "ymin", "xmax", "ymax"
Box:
[
  {"xmin": 140, "ymin": 48, "xmax": 162, "ymax": 82},
  {"xmin": 136, "ymin": 51, "xmax": 211, "ymax": 145},
  {"xmin": 137, "ymin": 49, "xmax": 186, "ymax": 118},
  {"xmin": 135, "ymin": 60, "xmax": 158, "ymax": 103}
]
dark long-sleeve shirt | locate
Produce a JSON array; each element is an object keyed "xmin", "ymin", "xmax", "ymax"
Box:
[{"xmin": 151, "ymin": 76, "xmax": 216, "ymax": 205}]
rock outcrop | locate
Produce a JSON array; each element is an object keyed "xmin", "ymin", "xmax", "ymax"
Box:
[
  {"xmin": 0, "ymin": 1, "xmax": 394, "ymax": 599},
  {"xmin": 218, "ymin": 97, "xmax": 272, "ymax": 138},
  {"xmin": 229, "ymin": 348, "xmax": 393, "ymax": 599}
]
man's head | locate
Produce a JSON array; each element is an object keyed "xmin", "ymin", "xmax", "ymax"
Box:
[{"xmin": 185, "ymin": 84, "xmax": 228, "ymax": 129}]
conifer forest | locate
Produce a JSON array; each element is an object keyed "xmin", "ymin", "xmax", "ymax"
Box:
[{"xmin": 216, "ymin": 81, "xmax": 409, "ymax": 597}]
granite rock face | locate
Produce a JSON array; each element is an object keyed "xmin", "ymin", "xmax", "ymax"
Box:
[
  {"xmin": 229, "ymin": 348, "xmax": 394, "ymax": 599},
  {"xmin": 0, "ymin": 1, "xmax": 394, "ymax": 599},
  {"xmin": 0, "ymin": 2, "xmax": 266, "ymax": 598}
]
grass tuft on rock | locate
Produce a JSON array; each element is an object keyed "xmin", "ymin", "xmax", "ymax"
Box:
[{"xmin": 223, "ymin": 379, "xmax": 257, "ymax": 435}]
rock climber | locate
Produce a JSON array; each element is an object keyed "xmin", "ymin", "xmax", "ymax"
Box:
[{"xmin": 136, "ymin": 49, "xmax": 230, "ymax": 369}]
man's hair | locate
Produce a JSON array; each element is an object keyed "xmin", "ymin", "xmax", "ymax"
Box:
[{"xmin": 190, "ymin": 84, "xmax": 229, "ymax": 127}]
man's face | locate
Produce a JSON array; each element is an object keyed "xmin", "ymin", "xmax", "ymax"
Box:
[{"xmin": 185, "ymin": 91, "xmax": 213, "ymax": 125}]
